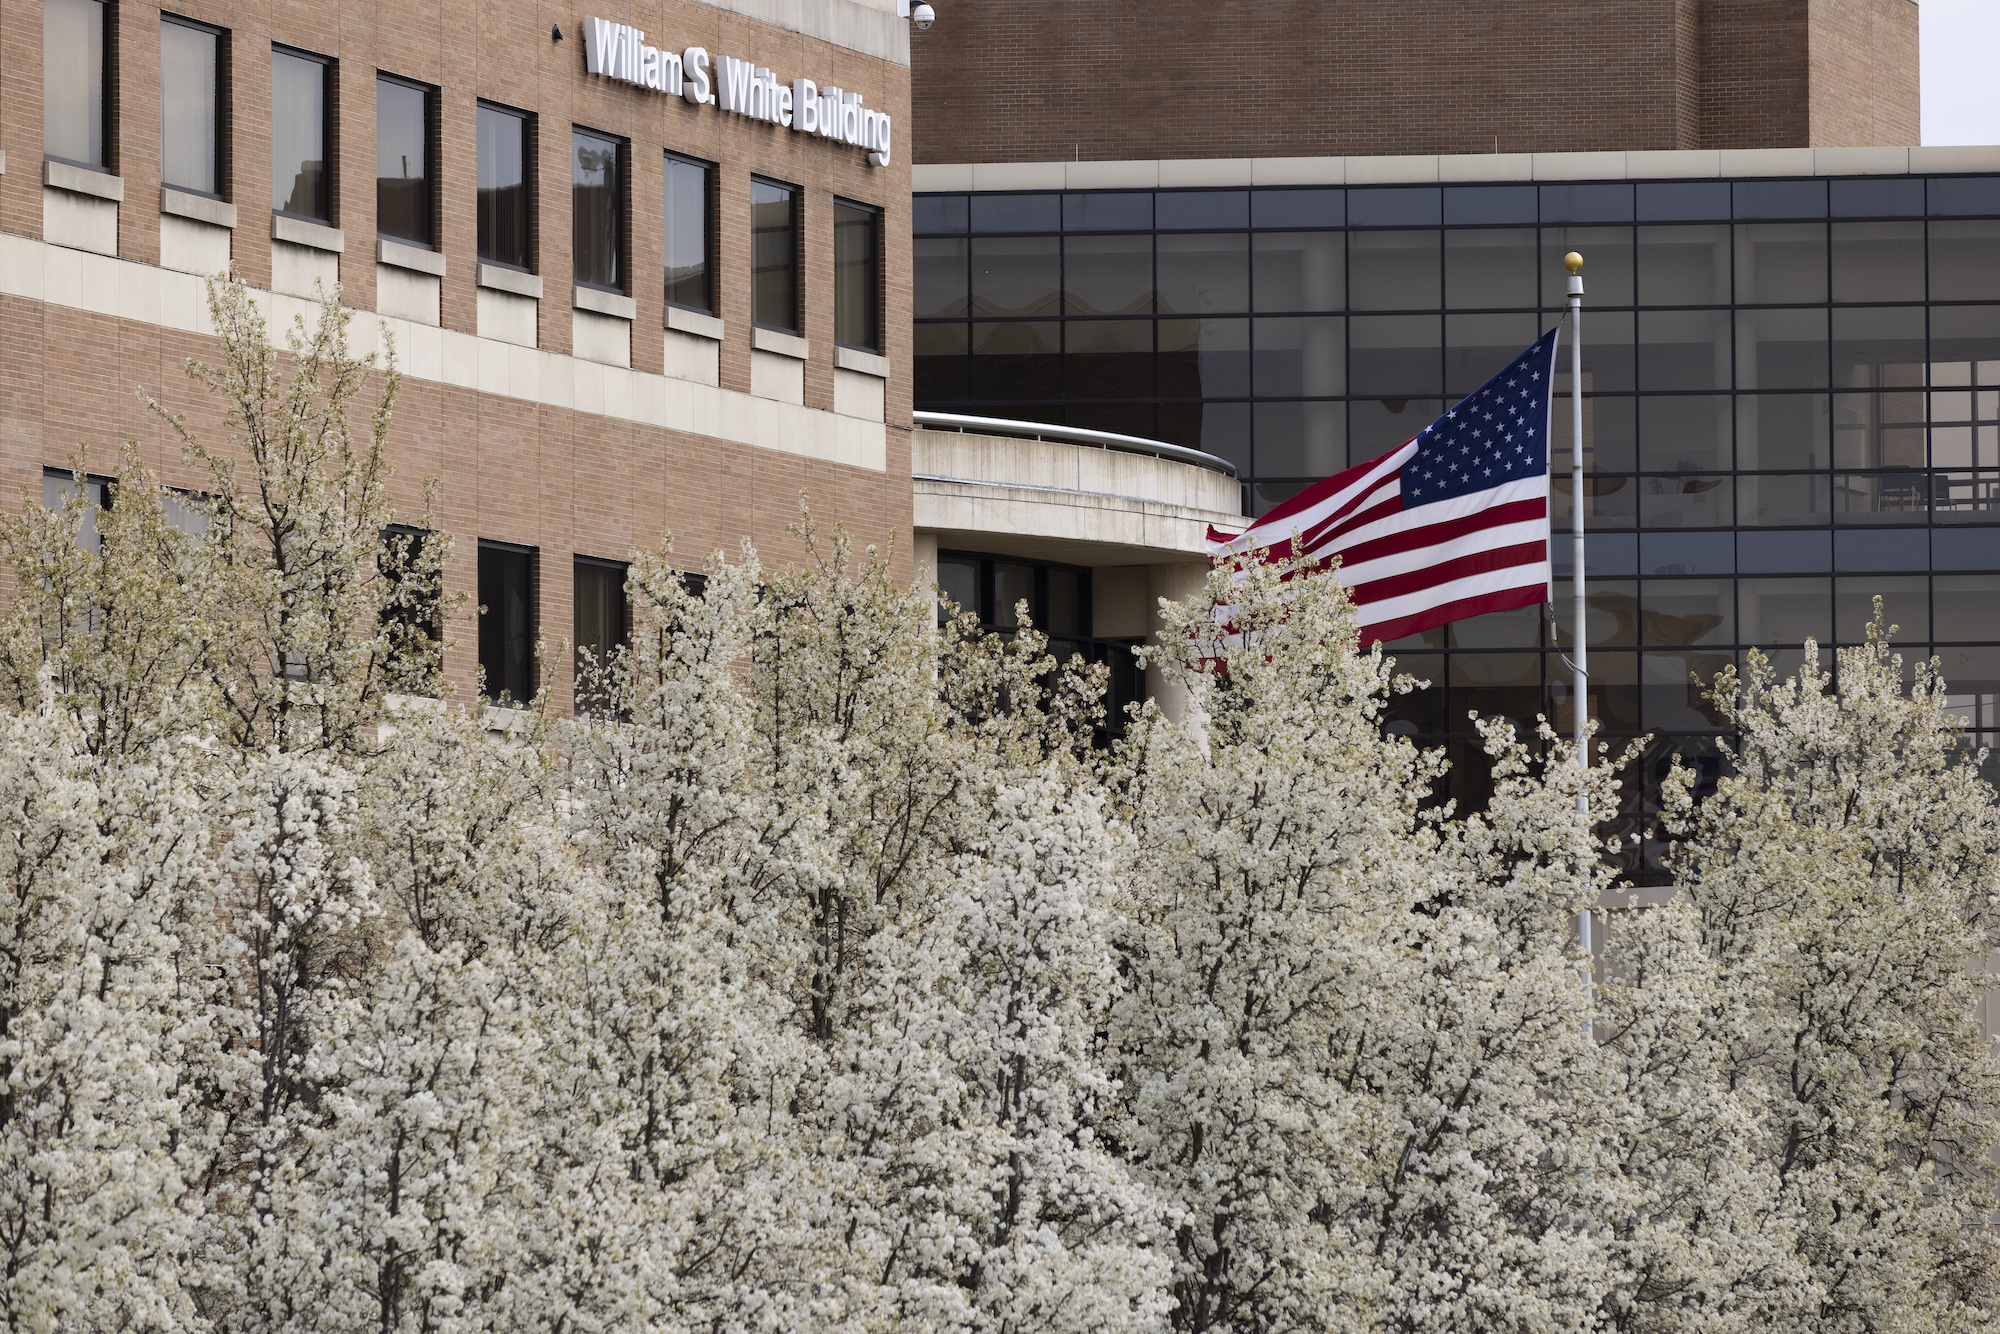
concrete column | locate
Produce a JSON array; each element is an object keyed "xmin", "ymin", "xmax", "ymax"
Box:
[{"xmin": 1144, "ymin": 561, "xmax": 1209, "ymax": 724}]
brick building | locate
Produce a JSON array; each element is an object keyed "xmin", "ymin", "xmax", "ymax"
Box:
[
  {"xmin": 3, "ymin": 0, "xmax": 914, "ymax": 711},
  {"xmin": 908, "ymin": 0, "xmax": 1919, "ymax": 166}
]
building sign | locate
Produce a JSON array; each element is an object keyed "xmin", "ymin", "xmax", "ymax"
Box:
[{"xmin": 583, "ymin": 17, "xmax": 893, "ymax": 167}]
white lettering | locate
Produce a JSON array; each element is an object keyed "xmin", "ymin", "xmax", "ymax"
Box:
[
  {"xmin": 794, "ymin": 79, "xmax": 818, "ymax": 133},
  {"xmin": 777, "ymin": 82, "xmax": 793, "ymax": 128},
  {"xmin": 584, "ymin": 17, "xmax": 618, "ymax": 75},
  {"xmin": 682, "ymin": 46, "xmax": 710, "ymax": 104},
  {"xmin": 665, "ymin": 48, "xmax": 683, "ymax": 94},
  {"xmin": 869, "ymin": 114, "xmax": 892, "ymax": 167},
  {"xmin": 718, "ymin": 54, "xmax": 754, "ymax": 113}
]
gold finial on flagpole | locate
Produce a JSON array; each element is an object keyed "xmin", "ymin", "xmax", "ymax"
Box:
[{"xmin": 1564, "ymin": 251, "xmax": 1584, "ymax": 274}]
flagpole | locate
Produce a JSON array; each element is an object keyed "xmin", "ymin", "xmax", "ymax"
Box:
[{"xmin": 1565, "ymin": 250, "xmax": 1592, "ymax": 1016}]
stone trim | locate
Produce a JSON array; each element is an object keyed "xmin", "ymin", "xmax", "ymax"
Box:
[
  {"xmin": 161, "ymin": 187, "xmax": 235, "ymax": 228},
  {"xmin": 914, "ymin": 144, "xmax": 2000, "ymax": 193},
  {"xmin": 835, "ymin": 345, "xmax": 891, "ymax": 378},
  {"xmin": 378, "ymin": 238, "xmax": 446, "ymax": 276},
  {"xmin": 574, "ymin": 285, "xmax": 636, "ymax": 320},
  {"xmin": 44, "ymin": 159, "xmax": 124, "ymax": 202},
  {"xmin": 478, "ymin": 263, "xmax": 542, "ymax": 299},
  {"xmin": 753, "ymin": 325, "xmax": 810, "ymax": 359},
  {"xmin": 273, "ymin": 214, "xmax": 344, "ymax": 252},
  {"xmin": 666, "ymin": 305, "xmax": 725, "ymax": 340}
]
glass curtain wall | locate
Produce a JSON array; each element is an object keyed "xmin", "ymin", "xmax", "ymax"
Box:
[{"xmin": 916, "ymin": 175, "xmax": 2000, "ymax": 881}]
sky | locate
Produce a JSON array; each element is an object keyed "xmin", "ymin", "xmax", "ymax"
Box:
[{"xmin": 1921, "ymin": 0, "xmax": 2000, "ymax": 145}]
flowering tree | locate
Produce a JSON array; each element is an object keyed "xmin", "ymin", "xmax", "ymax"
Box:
[{"xmin": 2, "ymin": 276, "xmax": 1997, "ymax": 1333}]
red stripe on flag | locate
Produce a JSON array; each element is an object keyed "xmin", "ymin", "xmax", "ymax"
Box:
[
  {"xmin": 1332, "ymin": 496, "xmax": 1547, "ymax": 570},
  {"xmin": 1358, "ymin": 582, "xmax": 1549, "ymax": 647},
  {"xmin": 1347, "ymin": 539, "xmax": 1549, "ymax": 606}
]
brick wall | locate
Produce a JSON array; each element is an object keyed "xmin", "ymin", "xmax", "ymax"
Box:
[
  {"xmin": 0, "ymin": 0, "xmax": 914, "ymax": 712},
  {"xmin": 909, "ymin": 0, "xmax": 1920, "ymax": 164}
]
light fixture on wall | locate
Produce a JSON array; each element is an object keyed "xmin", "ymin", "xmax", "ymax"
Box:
[{"xmin": 896, "ymin": 0, "xmax": 936, "ymax": 29}]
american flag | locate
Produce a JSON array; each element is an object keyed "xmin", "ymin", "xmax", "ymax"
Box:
[{"xmin": 1209, "ymin": 327, "xmax": 1561, "ymax": 646}]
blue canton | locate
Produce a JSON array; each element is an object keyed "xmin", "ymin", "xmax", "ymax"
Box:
[{"xmin": 1401, "ymin": 328, "xmax": 1559, "ymax": 510}]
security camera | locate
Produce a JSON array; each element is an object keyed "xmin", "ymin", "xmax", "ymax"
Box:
[{"xmin": 911, "ymin": 3, "xmax": 935, "ymax": 28}]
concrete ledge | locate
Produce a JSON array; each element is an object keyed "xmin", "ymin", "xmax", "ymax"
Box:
[
  {"xmin": 753, "ymin": 326, "xmax": 810, "ymax": 359},
  {"xmin": 1625, "ymin": 149, "xmax": 1721, "ymax": 179},
  {"xmin": 573, "ymin": 285, "xmax": 635, "ymax": 320},
  {"xmin": 1439, "ymin": 152, "xmax": 1532, "ymax": 182},
  {"xmin": 161, "ymin": 186, "xmax": 234, "ymax": 228},
  {"xmin": 1532, "ymin": 151, "xmax": 1628, "ymax": 181},
  {"xmin": 1346, "ymin": 154, "xmax": 1440, "ymax": 185},
  {"xmin": 666, "ymin": 305, "xmax": 724, "ymax": 340},
  {"xmin": 273, "ymin": 214, "xmax": 343, "ymax": 252},
  {"xmin": 1718, "ymin": 146, "xmax": 1817, "ymax": 177},
  {"xmin": 835, "ymin": 345, "xmax": 891, "ymax": 378},
  {"xmin": 44, "ymin": 159, "xmax": 123, "ymax": 202},
  {"xmin": 1911, "ymin": 145, "xmax": 2000, "ymax": 173},
  {"xmin": 478, "ymin": 263, "xmax": 542, "ymax": 299},
  {"xmin": 1158, "ymin": 158, "xmax": 1254, "ymax": 187},
  {"xmin": 378, "ymin": 237, "xmax": 445, "ymax": 276}
]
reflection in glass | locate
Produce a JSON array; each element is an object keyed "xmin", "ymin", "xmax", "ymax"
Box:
[
  {"xmin": 1252, "ymin": 316, "xmax": 1343, "ymax": 397},
  {"xmin": 1638, "ymin": 309, "xmax": 1730, "ymax": 391},
  {"xmin": 1349, "ymin": 314, "xmax": 1441, "ymax": 397},
  {"xmin": 1349, "ymin": 230, "xmax": 1442, "ymax": 310},
  {"xmin": 1552, "ymin": 393, "xmax": 1636, "ymax": 472},
  {"xmin": 914, "ymin": 239, "xmax": 968, "ymax": 317},
  {"xmin": 936, "ymin": 557, "xmax": 978, "ymax": 623},
  {"xmin": 574, "ymin": 129, "xmax": 625, "ymax": 291},
  {"xmin": 1739, "ymin": 577, "xmax": 1832, "ymax": 644},
  {"xmin": 1641, "ymin": 476, "xmax": 1732, "ymax": 529},
  {"xmin": 1157, "ymin": 234, "xmax": 1249, "ymax": 314},
  {"xmin": 1552, "ymin": 475, "xmax": 1637, "ymax": 529},
  {"xmin": 1833, "ymin": 389, "xmax": 1925, "ymax": 467},
  {"xmin": 1252, "ymin": 232, "xmax": 1343, "ymax": 312},
  {"xmin": 1156, "ymin": 191, "xmax": 1247, "ymax": 230},
  {"xmin": 1640, "ymin": 580, "xmax": 1732, "ymax": 644},
  {"xmin": 834, "ymin": 200, "xmax": 879, "ymax": 350},
  {"xmin": 1936, "ymin": 577, "xmax": 2000, "ymax": 642},
  {"xmin": 1831, "ymin": 305, "xmax": 1925, "ymax": 389},
  {"xmin": 913, "ymin": 323, "xmax": 969, "ymax": 402},
  {"xmin": 1553, "ymin": 580, "xmax": 1638, "ymax": 646},
  {"xmin": 1931, "ymin": 471, "xmax": 2000, "ymax": 522},
  {"xmin": 1064, "ymin": 192, "xmax": 1150, "ymax": 231},
  {"xmin": 750, "ymin": 178, "xmax": 796, "ymax": 328},
  {"xmin": 45, "ymin": 0, "xmax": 106, "ymax": 169},
  {"xmin": 1929, "ymin": 220, "xmax": 2000, "ymax": 302},
  {"xmin": 1737, "ymin": 394, "xmax": 1830, "ymax": 469},
  {"xmin": 477, "ymin": 104, "xmax": 531, "ymax": 270},
  {"xmin": 1350, "ymin": 398, "xmax": 1444, "ymax": 460},
  {"xmin": 1834, "ymin": 472, "xmax": 1932, "ymax": 522},
  {"xmin": 1551, "ymin": 310, "xmax": 1634, "ymax": 394},
  {"xmin": 1157, "ymin": 401, "xmax": 1250, "ymax": 468},
  {"xmin": 1643, "ymin": 651, "xmax": 1733, "ymax": 729},
  {"xmin": 971, "ymin": 236, "xmax": 1059, "ymax": 317},
  {"xmin": 272, "ymin": 48, "xmax": 331, "ymax": 219},
  {"xmin": 1254, "ymin": 401, "xmax": 1345, "ymax": 476},
  {"xmin": 1446, "ymin": 313, "xmax": 1539, "ymax": 395},
  {"xmin": 991, "ymin": 562, "xmax": 1034, "ymax": 628},
  {"xmin": 377, "ymin": 77, "xmax": 434, "ymax": 246},
  {"xmin": 970, "ymin": 194, "xmax": 1058, "ymax": 232},
  {"xmin": 665, "ymin": 155, "xmax": 711, "ymax": 312},
  {"xmin": 1733, "ymin": 223, "xmax": 1827, "ymax": 304},
  {"xmin": 1067, "ymin": 320, "xmax": 1154, "ymax": 399},
  {"xmin": 1638, "ymin": 395, "xmax": 1730, "ymax": 472},
  {"xmin": 161, "ymin": 18, "xmax": 220, "ymax": 194},
  {"xmin": 1445, "ymin": 228, "xmax": 1536, "ymax": 308},
  {"xmin": 1834, "ymin": 575, "xmax": 1926, "ymax": 643},
  {"xmin": 1735, "ymin": 308, "xmax": 1828, "ymax": 389},
  {"xmin": 1831, "ymin": 221, "xmax": 1925, "ymax": 302},
  {"xmin": 1636, "ymin": 225, "xmax": 1730, "ymax": 305},
  {"xmin": 1640, "ymin": 531, "xmax": 1732, "ymax": 576},
  {"xmin": 1931, "ymin": 305, "xmax": 2000, "ymax": 375},
  {"xmin": 1158, "ymin": 319, "xmax": 1249, "ymax": 398},
  {"xmin": 1737, "ymin": 473, "xmax": 1831, "ymax": 526},
  {"xmin": 1064, "ymin": 234, "xmax": 1153, "ymax": 315},
  {"xmin": 914, "ymin": 195, "xmax": 969, "ymax": 234},
  {"xmin": 969, "ymin": 322, "xmax": 1059, "ymax": 400}
]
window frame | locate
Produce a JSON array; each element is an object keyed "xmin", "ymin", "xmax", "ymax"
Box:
[
  {"xmin": 374, "ymin": 69, "xmax": 438, "ymax": 249},
  {"xmin": 477, "ymin": 538, "xmax": 539, "ymax": 706},
  {"xmin": 270, "ymin": 43, "xmax": 335, "ymax": 224},
  {"xmin": 159, "ymin": 11, "xmax": 226, "ymax": 199},
  {"xmin": 751, "ymin": 174, "xmax": 801, "ymax": 334},
  {"xmin": 476, "ymin": 98, "xmax": 535, "ymax": 274},
  {"xmin": 834, "ymin": 195, "xmax": 883, "ymax": 353},
  {"xmin": 570, "ymin": 124, "xmax": 628, "ymax": 295},
  {"xmin": 43, "ymin": 0, "xmax": 113, "ymax": 174},
  {"xmin": 662, "ymin": 149, "xmax": 715, "ymax": 316}
]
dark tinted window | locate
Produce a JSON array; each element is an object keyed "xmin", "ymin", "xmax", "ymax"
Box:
[
  {"xmin": 477, "ymin": 103, "xmax": 531, "ymax": 270},
  {"xmin": 1064, "ymin": 192, "xmax": 1151, "ymax": 231},
  {"xmin": 664, "ymin": 153, "xmax": 710, "ymax": 311},
  {"xmin": 44, "ymin": 0, "xmax": 107, "ymax": 169},
  {"xmin": 752, "ymin": 178, "xmax": 798, "ymax": 331},
  {"xmin": 572, "ymin": 127, "xmax": 624, "ymax": 290},
  {"xmin": 272, "ymin": 47, "xmax": 331, "ymax": 220},
  {"xmin": 914, "ymin": 194, "xmax": 969, "ymax": 233},
  {"xmin": 835, "ymin": 199, "xmax": 880, "ymax": 350},
  {"xmin": 376, "ymin": 75, "xmax": 435, "ymax": 246},
  {"xmin": 478, "ymin": 542, "xmax": 536, "ymax": 705},
  {"xmin": 161, "ymin": 17, "xmax": 222, "ymax": 195},
  {"xmin": 573, "ymin": 557, "xmax": 628, "ymax": 714}
]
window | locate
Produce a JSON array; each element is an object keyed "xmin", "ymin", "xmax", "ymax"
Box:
[
  {"xmin": 573, "ymin": 556, "xmax": 628, "ymax": 715},
  {"xmin": 572, "ymin": 127, "xmax": 624, "ymax": 291},
  {"xmin": 44, "ymin": 0, "xmax": 109, "ymax": 171},
  {"xmin": 161, "ymin": 16, "xmax": 222, "ymax": 195},
  {"xmin": 43, "ymin": 468, "xmax": 111, "ymax": 552},
  {"xmin": 477, "ymin": 101, "xmax": 531, "ymax": 271},
  {"xmin": 663, "ymin": 153, "xmax": 711, "ymax": 313},
  {"xmin": 834, "ymin": 199, "xmax": 881, "ymax": 351},
  {"xmin": 376, "ymin": 73, "xmax": 435, "ymax": 247},
  {"xmin": 272, "ymin": 46, "xmax": 331, "ymax": 221},
  {"xmin": 752, "ymin": 178, "xmax": 798, "ymax": 332},
  {"xmin": 478, "ymin": 541, "xmax": 536, "ymax": 705},
  {"xmin": 379, "ymin": 525, "xmax": 441, "ymax": 692}
]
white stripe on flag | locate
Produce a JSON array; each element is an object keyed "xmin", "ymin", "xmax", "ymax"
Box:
[
  {"xmin": 1354, "ymin": 562, "xmax": 1553, "ymax": 636},
  {"xmin": 1338, "ymin": 516, "xmax": 1551, "ymax": 596}
]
